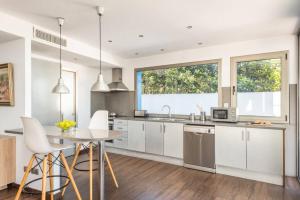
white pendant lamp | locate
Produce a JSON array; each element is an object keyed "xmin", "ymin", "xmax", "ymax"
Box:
[
  {"xmin": 52, "ymin": 17, "xmax": 70, "ymax": 94},
  {"xmin": 91, "ymin": 7, "xmax": 110, "ymax": 92}
]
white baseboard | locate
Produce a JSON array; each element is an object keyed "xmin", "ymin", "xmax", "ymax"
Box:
[
  {"xmin": 216, "ymin": 165, "xmax": 283, "ymax": 186},
  {"xmin": 106, "ymin": 147, "xmax": 183, "ymax": 166}
]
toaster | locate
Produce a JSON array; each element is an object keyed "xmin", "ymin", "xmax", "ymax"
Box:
[{"xmin": 134, "ymin": 110, "xmax": 147, "ymax": 117}]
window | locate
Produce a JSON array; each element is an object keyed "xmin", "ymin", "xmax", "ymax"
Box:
[
  {"xmin": 135, "ymin": 60, "xmax": 221, "ymax": 115},
  {"xmin": 231, "ymin": 51, "xmax": 288, "ymax": 122}
]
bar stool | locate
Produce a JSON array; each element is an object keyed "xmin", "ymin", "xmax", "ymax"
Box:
[
  {"xmin": 61, "ymin": 110, "xmax": 118, "ymax": 200},
  {"xmin": 15, "ymin": 117, "xmax": 82, "ymax": 200}
]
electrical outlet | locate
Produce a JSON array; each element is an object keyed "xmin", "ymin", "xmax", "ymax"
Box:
[{"xmin": 23, "ymin": 166, "xmax": 39, "ymax": 175}]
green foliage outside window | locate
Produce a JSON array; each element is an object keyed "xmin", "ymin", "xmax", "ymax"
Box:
[
  {"xmin": 141, "ymin": 63, "xmax": 218, "ymax": 94},
  {"xmin": 237, "ymin": 59, "xmax": 281, "ymax": 92},
  {"xmin": 140, "ymin": 58, "xmax": 281, "ymax": 95}
]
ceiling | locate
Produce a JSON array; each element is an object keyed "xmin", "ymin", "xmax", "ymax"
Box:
[
  {"xmin": 0, "ymin": 30, "xmax": 20, "ymax": 44},
  {"xmin": 0, "ymin": 0, "xmax": 299, "ymax": 58},
  {"xmin": 31, "ymin": 41, "xmax": 116, "ymax": 68}
]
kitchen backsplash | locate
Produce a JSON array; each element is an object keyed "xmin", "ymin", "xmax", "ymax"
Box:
[{"xmin": 91, "ymin": 91, "xmax": 135, "ymax": 117}]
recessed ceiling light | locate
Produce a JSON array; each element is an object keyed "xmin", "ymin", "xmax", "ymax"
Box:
[
  {"xmin": 160, "ymin": 49, "xmax": 165, "ymax": 51},
  {"xmin": 108, "ymin": 40, "xmax": 112, "ymax": 43},
  {"xmin": 186, "ymin": 25, "xmax": 193, "ymax": 29},
  {"xmin": 197, "ymin": 42, "xmax": 203, "ymax": 45},
  {"xmin": 138, "ymin": 34, "xmax": 144, "ymax": 38}
]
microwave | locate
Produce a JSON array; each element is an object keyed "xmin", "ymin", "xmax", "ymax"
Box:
[{"xmin": 210, "ymin": 107, "xmax": 238, "ymax": 122}]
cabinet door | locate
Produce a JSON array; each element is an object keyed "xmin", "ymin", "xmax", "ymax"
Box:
[
  {"xmin": 215, "ymin": 126, "xmax": 246, "ymax": 169},
  {"xmin": 145, "ymin": 122, "xmax": 164, "ymax": 155},
  {"xmin": 246, "ymin": 128, "xmax": 283, "ymax": 174},
  {"xmin": 163, "ymin": 123, "xmax": 183, "ymax": 158},
  {"xmin": 128, "ymin": 120, "xmax": 145, "ymax": 152}
]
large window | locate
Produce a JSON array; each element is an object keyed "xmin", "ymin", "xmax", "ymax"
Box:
[
  {"xmin": 231, "ymin": 51, "xmax": 288, "ymax": 122},
  {"xmin": 136, "ymin": 60, "xmax": 221, "ymax": 115}
]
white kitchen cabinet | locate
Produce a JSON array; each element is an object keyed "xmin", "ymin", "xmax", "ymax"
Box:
[
  {"xmin": 128, "ymin": 120, "xmax": 146, "ymax": 152},
  {"xmin": 216, "ymin": 126, "xmax": 283, "ymax": 175},
  {"xmin": 163, "ymin": 123, "xmax": 183, "ymax": 158},
  {"xmin": 113, "ymin": 119, "xmax": 128, "ymax": 149},
  {"xmin": 246, "ymin": 128, "xmax": 283, "ymax": 175},
  {"xmin": 145, "ymin": 121, "xmax": 164, "ymax": 155},
  {"xmin": 215, "ymin": 126, "xmax": 246, "ymax": 169}
]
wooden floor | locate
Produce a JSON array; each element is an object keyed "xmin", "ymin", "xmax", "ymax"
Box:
[{"xmin": 1, "ymin": 152, "xmax": 300, "ymax": 200}]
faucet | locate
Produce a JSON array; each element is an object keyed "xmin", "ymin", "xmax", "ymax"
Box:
[{"xmin": 161, "ymin": 105, "xmax": 171, "ymax": 118}]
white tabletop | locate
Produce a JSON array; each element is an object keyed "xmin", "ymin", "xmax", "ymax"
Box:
[{"xmin": 45, "ymin": 126, "xmax": 122, "ymax": 142}]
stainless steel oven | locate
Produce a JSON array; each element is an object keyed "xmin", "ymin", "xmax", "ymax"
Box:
[{"xmin": 183, "ymin": 125, "xmax": 215, "ymax": 173}]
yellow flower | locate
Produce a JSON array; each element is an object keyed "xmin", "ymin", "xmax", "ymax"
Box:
[{"xmin": 56, "ymin": 119, "xmax": 76, "ymax": 130}]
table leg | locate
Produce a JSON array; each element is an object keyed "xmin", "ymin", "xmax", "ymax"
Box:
[{"xmin": 98, "ymin": 141, "xmax": 105, "ymax": 200}]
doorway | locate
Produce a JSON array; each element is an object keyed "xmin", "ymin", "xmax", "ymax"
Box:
[
  {"xmin": 61, "ymin": 70, "xmax": 77, "ymax": 157},
  {"xmin": 61, "ymin": 70, "xmax": 77, "ymax": 122}
]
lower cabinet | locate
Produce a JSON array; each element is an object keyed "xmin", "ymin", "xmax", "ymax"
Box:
[
  {"xmin": 215, "ymin": 126, "xmax": 283, "ymax": 176},
  {"xmin": 246, "ymin": 128, "xmax": 283, "ymax": 174},
  {"xmin": 145, "ymin": 121, "xmax": 164, "ymax": 155},
  {"xmin": 128, "ymin": 120, "xmax": 146, "ymax": 152},
  {"xmin": 112, "ymin": 119, "xmax": 183, "ymax": 159},
  {"xmin": 0, "ymin": 136, "xmax": 16, "ymax": 188},
  {"xmin": 163, "ymin": 123, "xmax": 183, "ymax": 158},
  {"xmin": 215, "ymin": 126, "xmax": 246, "ymax": 169}
]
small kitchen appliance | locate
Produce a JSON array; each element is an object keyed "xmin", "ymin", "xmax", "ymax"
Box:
[
  {"xmin": 210, "ymin": 107, "xmax": 237, "ymax": 122},
  {"xmin": 134, "ymin": 110, "xmax": 147, "ymax": 117}
]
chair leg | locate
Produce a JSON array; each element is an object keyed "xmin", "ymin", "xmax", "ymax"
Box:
[
  {"xmin": 14, "ymin": 155, "xmax": 36, "ymax": 200},
  {"xmin": 48, "ymin": 154, "xmax": 54, "ymax": 200},
  {"xmin": 60, "ymin": 151, "xmax": 82, "ymax": 200},
  {"xmin": 105, "ymin": 152, "xmax": 119, "ymax": 188},
  {"xmin": 61, "ymin": 144, "xmax": 82, "ymax": 196},
  {"xmin": 42, "ymin": 155, "xmax": 48, "ymax": 200},
  {"xmin": 89, "ymin": 143, "xmax": 93, "ymax": 200}
]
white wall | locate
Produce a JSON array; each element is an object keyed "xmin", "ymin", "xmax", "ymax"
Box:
[
  {"xmin": 31, "ymin": 57, "xmax": 111, "ymax": 128},
  {"xmin": 122, "ymin": 35, "xmax": 298, "ymax": 177},
  {"xmin": 0, "ymin": 39, "xmax": 27, "ymax": 132},
  {"xmin": 123, "ymin": 35, "xmax": 298, "ymax": 89},
  {"xmin": 0, "ymin": 39, "xmax": 40, "ymax": 189}
]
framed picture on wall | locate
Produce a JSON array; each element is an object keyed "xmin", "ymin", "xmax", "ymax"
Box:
[{"xmin": 0, "ymin": 63, "xmax": 14, "ymax": 106}]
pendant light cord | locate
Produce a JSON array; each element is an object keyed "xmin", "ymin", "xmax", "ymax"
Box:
[
  {"xmin": 99, "ymin": 13, "xmax": 102, "ymax": 75},
  {"xmin": 59, "ymin": 23, "xmax": 62, "ymax": 79}
]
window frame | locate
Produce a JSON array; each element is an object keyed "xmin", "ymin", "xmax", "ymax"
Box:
[
  {"xmin": 134, "ymin": 59, "xmax": 222, "ymax": 116},
  {"xmin": 230, "ymin": 51, "xmax": 289, "ymax": 123}
]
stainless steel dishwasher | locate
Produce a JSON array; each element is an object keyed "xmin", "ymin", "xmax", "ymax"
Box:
[{"xmin": 183, "ymin": 124, "xmax": 215, "ymax": 173}]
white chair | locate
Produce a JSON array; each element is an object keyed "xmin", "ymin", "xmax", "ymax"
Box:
[
  {"xmin": 61, "ymin": 110, "xmax": 118, "ymax": 200},
  {"xmin": 15, "ymin": 117, "xmax": 82, "ymax": 200}
]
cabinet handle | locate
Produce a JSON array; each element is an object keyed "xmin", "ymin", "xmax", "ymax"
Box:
[
  {"xmin": 163, "ymin": 125, "xmax": 166, "ymax": 133},
  {"xmin": 160, "ymin": 124, "xmax": 162, "ymax": 133},
  {"xmin": 242, "ymin": 130, "xmax": 244, "ymax": 141},
  {"xmin": 142, "ymin": 124, "xmax": 145, "ymax": 131},
  {"xmin": 247, "ymin": 130, "xmax": 250, "ymax": 141}
]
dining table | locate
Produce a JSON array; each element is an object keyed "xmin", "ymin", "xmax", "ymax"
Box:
[{"xmin": 45, "ymin": 126, "xmax": 122, "ymax": 200}]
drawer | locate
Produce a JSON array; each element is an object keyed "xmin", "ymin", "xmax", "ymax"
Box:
[
  {"xmin": 114, "ymin": 137, "xmax": 128, "ymax": 149},
  {"xmin": 114, "ymin": 119, "xmax": 128, "ymax": 126},
  {"xmin": 105, "ymin": 141, "xmax": 114, "ymax": 147},
  {"xmin": 113, "ymin": 125, "xmax": 128, "ymax": 131},
  {"xmin": 121, "ymin": 132, "xmax": 128, "ymax": 139}
]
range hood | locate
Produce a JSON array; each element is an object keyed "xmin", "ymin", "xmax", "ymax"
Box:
[{"xmin": 108, "ymin": 68, "xmax": 129, "ymax": 91}]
